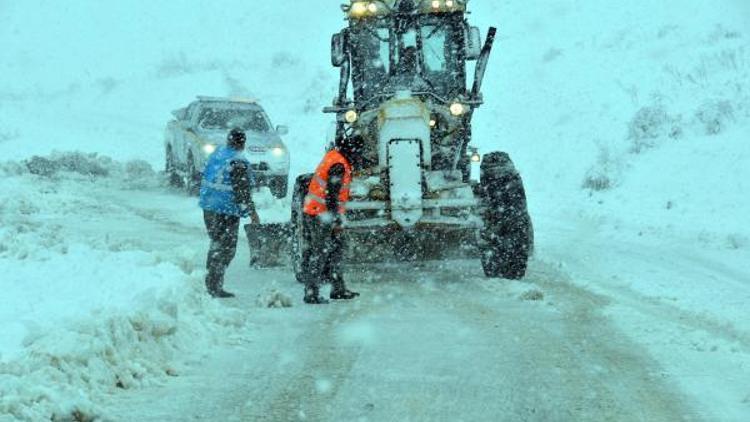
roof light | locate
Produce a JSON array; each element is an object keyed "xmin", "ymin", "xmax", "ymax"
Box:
[
  {"xmin": 421, "ymin": 0, "xmax": 466, "ymax": 13},
  {"xmin": 351, "ymin": 1, "xmax": 368, "ymax": 16}
]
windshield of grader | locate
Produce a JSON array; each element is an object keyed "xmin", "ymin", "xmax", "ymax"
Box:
[{"xmin": 349, "ymin": 16, "xmax": 465, "ymax": 103}]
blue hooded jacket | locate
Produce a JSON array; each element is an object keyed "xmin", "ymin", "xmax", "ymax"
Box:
[{"xmin": 199, "ymin": 146, "xmax": 253, "ymax": 217}]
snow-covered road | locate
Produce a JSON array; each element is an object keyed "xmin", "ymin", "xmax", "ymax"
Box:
[
  {"xmin": 3, "ymin": 159, "xmax": 748, "ymax": 420},
  {"xmin": 104, "ymin": 259, "xmax": 696, "ymax": 421},
  {"xmin": 92, "ymin": 179, "xmax": 706, "ymax": 421}
]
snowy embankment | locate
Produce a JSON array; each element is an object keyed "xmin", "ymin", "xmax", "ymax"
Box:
[
  {"xmin": 0, "ymin": 154, "xmax": 249, "ymax": 420},
  {"xmin": 0, "ymin": 2, "xmax": 333, "ymax": 418},
  {"xmin": 487, "ymin": 5, "xmax": 750, "ymax": 416}
]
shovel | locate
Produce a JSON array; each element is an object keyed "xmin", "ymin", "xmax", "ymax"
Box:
[{"xmin": 245, "ymin": 222, "xmax": 292, "ymax": 268}]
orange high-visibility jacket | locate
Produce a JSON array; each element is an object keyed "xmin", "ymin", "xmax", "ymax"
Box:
[{"xmin": 303, "ymin": 150, "xmax": 352, "ymax": 216}]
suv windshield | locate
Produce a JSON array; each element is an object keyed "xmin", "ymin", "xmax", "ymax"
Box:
[
  {"xmin": 350, "ymin": 16, "xmax": 465, "ymax": 102},
  {"xmin": 198, "ymin": 107, "xmax": 270, "ymax": 132}
]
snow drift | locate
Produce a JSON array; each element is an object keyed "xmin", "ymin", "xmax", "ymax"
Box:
[{"xmin": 0, "ymin": 155, "xmax": 249, "ymax": 420}]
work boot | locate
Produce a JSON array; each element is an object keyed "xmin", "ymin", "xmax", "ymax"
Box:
[
  {"xmin": 205, "ymin": 270, "xmax": 224, "ymax": 296},
  {"xmin": 329, "ymin": 273, "xmax": 359, "ymax": 300},
  {"xmin": 304, "ymin": 286, "xmax": 329, "ymax": 305},
  {"xmin": 330, "ymin": 288, "xmax": 360, "ymax": 300},
  {"xmin": 210, "ymin": 288, "xmax": 236, "ymax": 298}
]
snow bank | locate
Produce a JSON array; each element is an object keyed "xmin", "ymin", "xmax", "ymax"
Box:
[
  {"xmin": 579, "ymin": 22, "xmax": 750, "ymax": 250},
  {"xmin": 481, "ymin": 4, "xmax": 750, "ymax": 415},
  {"xmin": 464, "ymin": 1, "xmax": 750, "ymax": 250},
  {"xmin": 0, "ymin": 155, "xmax": 247, "ymax": 421}
]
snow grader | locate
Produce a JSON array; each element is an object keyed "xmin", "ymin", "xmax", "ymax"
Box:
[{"xmin": 255, "ymin": 0, "xmax": 534, "ymax": 279}]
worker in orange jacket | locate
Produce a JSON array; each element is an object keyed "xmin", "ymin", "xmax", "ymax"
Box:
[{"xmin": 301, "ymin": 135, "xmax": 364, "ymax": 304}]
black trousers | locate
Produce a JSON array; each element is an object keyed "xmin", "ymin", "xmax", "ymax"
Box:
[
  {"xmin": 204, "ymin": 210, "xmax": 240, "ymax": 293},
  {"xmin": 303, "ymin": 215, "xmax": 345, "ymax": 291}
]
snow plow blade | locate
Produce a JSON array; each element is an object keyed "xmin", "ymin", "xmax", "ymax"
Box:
[{"xmin": 245, "ymin": 223, "xmax": 292, "ymax": 268}]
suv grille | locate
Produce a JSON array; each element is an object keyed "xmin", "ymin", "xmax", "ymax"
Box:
[
  {"xmin": 248, "ymin": 146, "xmax": 267, "ymax": 153},
  {"xmin": 251, "ymin": 163, "xmax": 270, "ymax": 171}
]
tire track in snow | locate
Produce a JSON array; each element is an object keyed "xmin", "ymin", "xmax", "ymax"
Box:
[
  {"xmin": 429, "ymin": 260, "xmax": 697, "ymax": 421},
  {"xmin": 99, "ymin": 257, "xmax": 699, "ymax": 421},
  {"xmin": 242, "ymin": 300, "xmax": 377, "ymax": 421},
  {"xmin": 91, "ymin": 188, "xmax": 203, "ymax": 237},
  {"xmin": 249, "ymin": 261, "xmax": 695, "ymax": 421},
  {"xmin": 578, "ymin": 277, "xmax": 750, "ymax": 353}
]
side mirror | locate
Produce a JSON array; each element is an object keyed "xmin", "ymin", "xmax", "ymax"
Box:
[
  {"xmin": 276, "ymin": 125, "xmax": 289, "ymax": 136},
  {"xmin": 331, "ymin": 32, "xmax": 347, "ymax": 67},
  {"xmin": 172, "ymin": 108, "xmax": 187, "ymax": 120},
  {"xmin": 466, "ymin": 26, "xmax": 482, "ymax": 60}
]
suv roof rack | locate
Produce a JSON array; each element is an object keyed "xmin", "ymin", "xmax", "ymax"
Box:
[{"xmin": 196, "ymin": 95, "xmax": 258, "ymax": 104}]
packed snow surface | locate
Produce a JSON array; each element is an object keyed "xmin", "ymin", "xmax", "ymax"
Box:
[{"xmin": 1, "ymin": 0, "xmax": 749, "ymax": 420}]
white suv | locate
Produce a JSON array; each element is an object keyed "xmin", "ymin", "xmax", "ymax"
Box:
[{"xmin": 164, "ymin": 96, "xmax": 290, "ymax": 198}]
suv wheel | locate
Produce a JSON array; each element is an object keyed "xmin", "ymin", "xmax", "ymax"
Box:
[
  {"xmin": 165, "ymin": 146, "xmax": 183, "ymax": 188},
  {"xmin": 269, "ymin": 176, "xmax": 289, "ymax": 199},
  {"xmin": 185, "ymin": 153, "xmax": 201, "ymax": 196}
]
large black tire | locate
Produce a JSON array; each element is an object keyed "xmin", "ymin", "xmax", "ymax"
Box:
[
  {"xmin": 185, "ymin": 153, "xmax": 201, "ymax": 196},
  {"xmin": 269, "ymin": 176, "xmax": 289, "ymax": 199},
  {"xmin": 479, "ymin": 152, "xmax": 534, "ymax": 279},
  {"xmin": 165, "ymin": 146, "xmax": 183, "ymax": 188},
  {"xmin": 290, "ymin": 174, "xmax": 313, "ymax": 283}
]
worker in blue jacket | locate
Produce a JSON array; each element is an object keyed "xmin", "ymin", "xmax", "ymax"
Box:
[{"xmin": 199, "ymin": 128, "xmax": 260, "ymax": 298}]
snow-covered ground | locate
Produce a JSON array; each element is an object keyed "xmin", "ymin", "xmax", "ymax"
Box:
[
  {"xmin": 1, "ymin": 0, "xmax": 749, "ymax": 420},
  {"xmin": 0, "ymin": 156, "xmax": 247, "ymax": 419}
]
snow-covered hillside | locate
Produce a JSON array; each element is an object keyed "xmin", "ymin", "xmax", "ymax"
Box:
[{"xmin": 1, "ymin": 0, "xmax": 749, "ymax": 420}]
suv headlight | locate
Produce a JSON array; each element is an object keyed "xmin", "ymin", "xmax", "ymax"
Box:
[
  {"xmin": 202, "ymin": 144, "xmax": 217, "ymax": 155},
  {"xmin": 271, "ymin": 146, "xmax": 286, "ymax": 157}
]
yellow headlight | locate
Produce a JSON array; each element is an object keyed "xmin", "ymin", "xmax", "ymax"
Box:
[
  {"xmin": 446, "ymin": 0, "xmax": 454, "ymax": 7},
  {"xmin": 367, "ymin": 2, "xmax": 378, "ymax": 13},
  {"xmin": 351, "ymin": 2, "xmax": 367, "ymax": 16},
  {"xmin": 202, "ymin": 144, "xmax": 216, "ymax": 155},
  {"xmin": 344, "ymin": 110, "xmax": 359, "ymax": 123},
  {"xmin": 432, "ymin": 0, "xmax": 441, "ymax": 9},
  {"xmin": 429, "ymin": 118, "xmax": 437, "ymax": 128},
  {"xmin": 471, "ymin": 152, "xmax": 481, "ymax": 163},
  {"xmin": 449, "ymin": 102, "xmax": 465, "ymax": 116}
]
